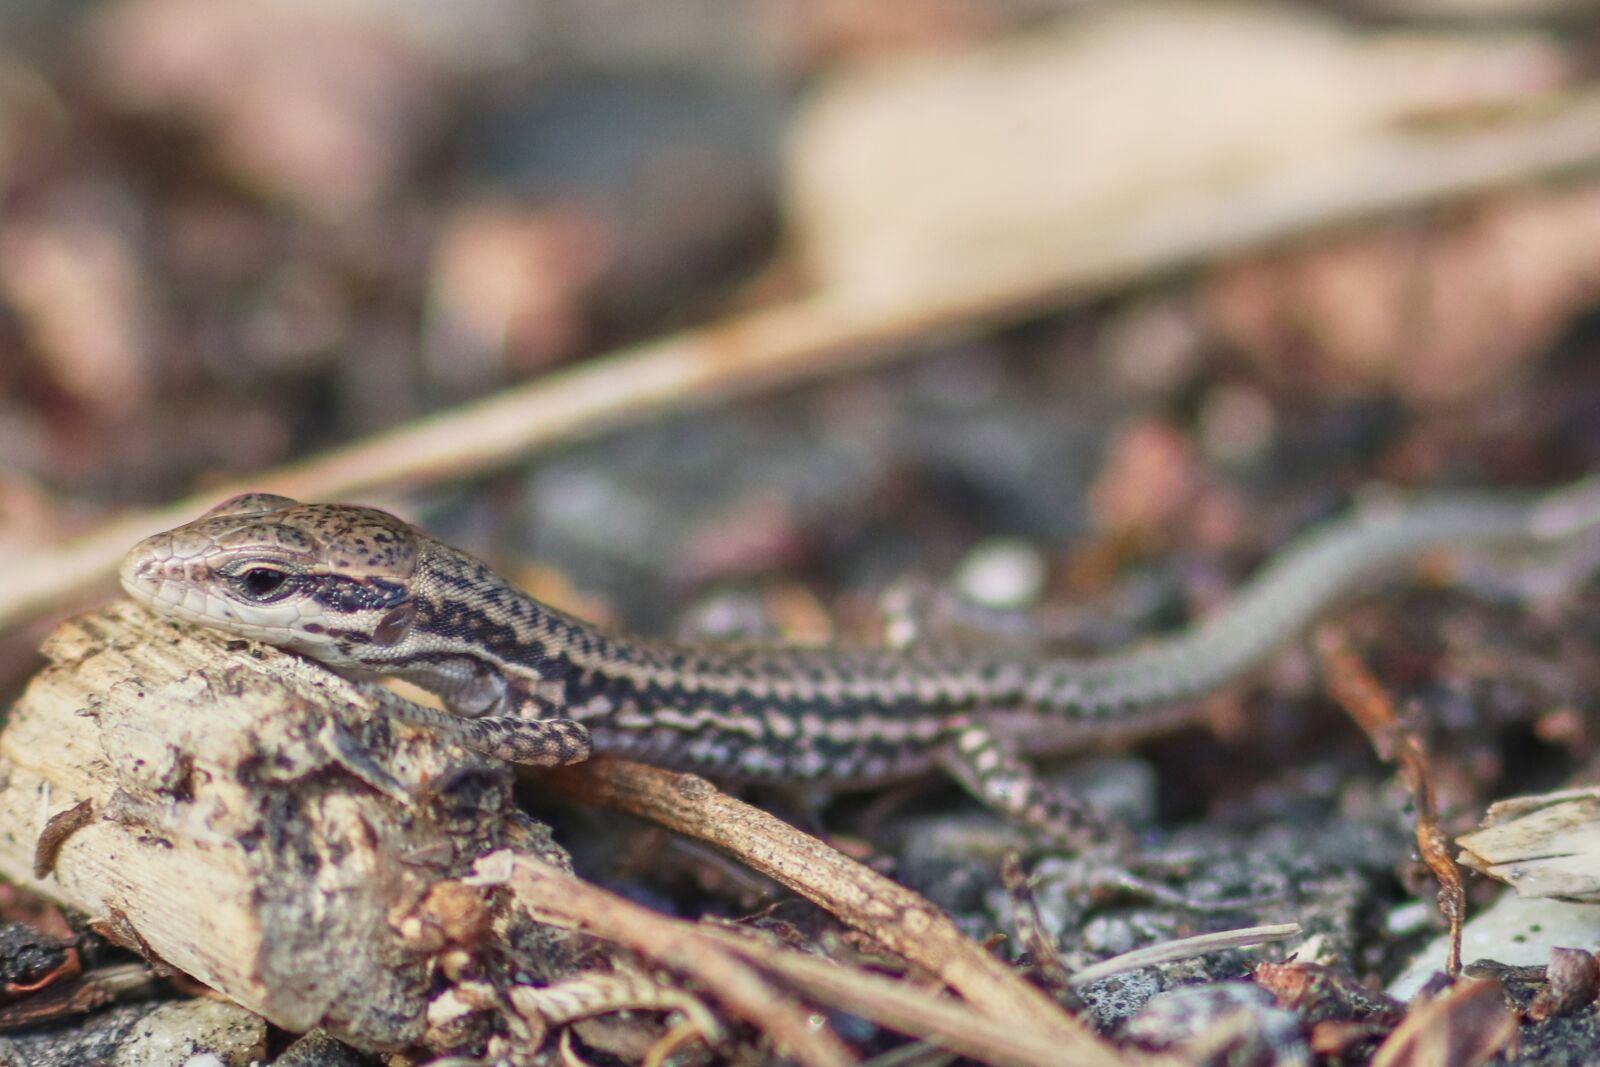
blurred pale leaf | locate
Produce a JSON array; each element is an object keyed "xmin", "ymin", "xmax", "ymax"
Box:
[{"xmin": 785, "ymin": 2, "xmax": 1570, "ymax": 313}]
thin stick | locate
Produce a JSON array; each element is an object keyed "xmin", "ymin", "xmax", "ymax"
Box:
[
  {"xmin": 477, "ymin": 851, "xmax": 856, "ymax": 1067},
  {"xmin": 481, "ymin": 851, "xmax": 1139, "ymax": 1067},
  {"xmin": 1067, "ymin": 923, "xmax": 1303, "ymax": 986},
  {"xmin": 1316, "ymin": 626, "xmax": 1464, "ymax": 974},
  {"xmin": 694, "ymin": 926, "xmax": 1142, "ymax": 1067}
]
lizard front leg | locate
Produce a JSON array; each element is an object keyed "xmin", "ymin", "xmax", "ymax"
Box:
[
  {"xmin": 379, "ymin": 694, "xmax": 592, "ymax": 768},
  {"xmin": 938, "ymin": 721, "xmax": 1128, "ymax": 853}
]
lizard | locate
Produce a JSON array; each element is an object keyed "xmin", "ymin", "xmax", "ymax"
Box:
[{"xmin": 117, "ymin": 481, "xmax": 1600, "ymax": 848}]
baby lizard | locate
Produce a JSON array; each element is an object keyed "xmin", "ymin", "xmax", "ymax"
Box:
[{"xmin": 118, "ymin": 482, "xmax": 1600, "ymax": 847}]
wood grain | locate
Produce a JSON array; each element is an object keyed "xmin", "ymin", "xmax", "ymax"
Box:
[{"xmin": 0, "ymin": 602, "xmax": 563, "ymax": 1050}]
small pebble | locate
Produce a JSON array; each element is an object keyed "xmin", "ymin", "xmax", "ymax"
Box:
[
  {"xmin": 1384, "ymin": 899, "xmax": 1433, "ymax": 937},
  {"xmin": 954, "ymin": 538, "xmax": 1046, "ymax": 610}
]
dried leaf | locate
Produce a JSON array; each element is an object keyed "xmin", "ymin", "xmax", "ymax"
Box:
[
  {"xmin": 1372, "ymin": 979, "xmax": 1517, "ymax": 1067},
  {"xmin": 1087, "ymin": 419, "xmax": 1205, "ymax": 537},
  {"xmin": 1255, "ymin": 960, "xmax": 1404, "ymax": 1028},
  {"xmin": 0, "ymin": 190, "xmax": 160, "ymax": 416},
  {"xmin": 425, "ymin": 202, "xmax": 615, "ymax": 381}
]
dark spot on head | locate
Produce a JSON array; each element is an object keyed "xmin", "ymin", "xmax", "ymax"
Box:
[
  {"xmin": 316, "ymin": 576, "xmax": 409, "ymax": 613},
  {"xmin": 373, "ymin": 601, "xmax": 417, "ymax": 647}
]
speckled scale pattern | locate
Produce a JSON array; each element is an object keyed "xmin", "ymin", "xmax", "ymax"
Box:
[{"xmin": 120, "ymin": 483, "xmax": 1596, "ymax": 792}]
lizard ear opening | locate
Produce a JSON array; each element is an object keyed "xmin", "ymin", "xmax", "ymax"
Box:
[{"xmin": 373, "ymin": 601, "xmax": 417, "ymax": 647}]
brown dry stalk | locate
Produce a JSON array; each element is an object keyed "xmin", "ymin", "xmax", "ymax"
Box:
[
  {"xmin": 548, "ymin": 758, "xmax": 1116, "ymax": 1059},
  {"xmin": 694, "ymin": 925, "xmax": 1143, "ymax": 1067},
  {"xmin": 1000, "ymin": 852, "xmax": 1076, "ymax": 999},
  {"xmin": 477, "ymin": 851, "xmax": 856, "ymax": 1067},
  {"xmin": 481, "ymin": 850, "xmax": 1137, "ymax": 1067},
  {"xmin": 1315, "ymin": 625, "xmax": 1465, "ymax": 974}
]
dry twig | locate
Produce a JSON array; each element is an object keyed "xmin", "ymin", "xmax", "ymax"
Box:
[
  {"xmin": 1316, "ymin": 625, "xmax": 1465, "ymax": 974},
  {"xmin": 548, "ymin": 758, "xmax": 1101, "ymax": 1051},
  {"xmin": 479, "ymin": 851, "xmax": 1138, "ymax": 1067},
  {"xmin": 1069, "ymin": 923, "xmax": 1302, "ymax": 987},
  {"xmin": 475, "ymin": 850, "xmax": 883, "ymax": 1067},
  {"xmin": 1000, "ymin": 853, "xmax": 1076, "ymax": 999}
]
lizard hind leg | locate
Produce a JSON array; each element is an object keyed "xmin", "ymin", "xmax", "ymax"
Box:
[
  {"xmin": 937, "ymin": 723, "xmax": 1130, "ymax": 854},
  {"xmin": 938, "ymin": 724, "xmax": 1275, "ymax": 913}
]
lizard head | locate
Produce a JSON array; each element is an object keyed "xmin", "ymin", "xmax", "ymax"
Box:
[{"xmin": 119, "ymin": 493, "xmax": 423, "ymax": 663}]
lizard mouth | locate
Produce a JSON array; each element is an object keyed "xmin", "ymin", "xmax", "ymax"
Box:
[
  {"xmin": 120, "ymin": 533, "xmax": 207, "ymax": 617},
  {"xmin": 119, "ymin": 535, "xmax": 318, "ymax": 638}
]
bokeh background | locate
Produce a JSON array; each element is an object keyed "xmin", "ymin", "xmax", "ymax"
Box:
[
  {"xmin": 4, "ymin": 0, "xmax": 1600, "ymax": 694},
  {"xmin": 3, "ymin": 0, "xmax": 1600, "ymax": 684},
  {"xmin": 4, "ymin": 2, "xmax": 1600, "ymax": 1060}
]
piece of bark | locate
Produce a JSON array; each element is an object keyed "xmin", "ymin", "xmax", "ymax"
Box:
[
  {"xmin": 0, "ymin": 601, "xmax": 575, "ymax": 1051},
  {"xmin": 0, "ymin": 603, "xmax": 1118, "ymax": 1065}
]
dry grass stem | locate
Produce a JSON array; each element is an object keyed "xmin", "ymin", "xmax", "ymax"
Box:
[
  {"xmin": 694, "ymin": 925, "xmax": 1141, "ymax": 1067},
  {"xmin": 473, "ymin": 850, "xmax": 855, "ymax": 1067},
  {"xmin": 479, "ymin": 850, "xmax": 1140, "ymax": 1067},
  {"xmin": 1066, "ymin": 923, "xmax": 1303, "ymax": 987},
  {"xmin": 548, "ymin": 758, "xmax": 1107, "ymax": 1054}
]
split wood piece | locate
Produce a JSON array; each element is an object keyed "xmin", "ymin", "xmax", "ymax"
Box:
[
  {"xmin": 548, "ymin": 758, "xmax": 1113, "ymax": 1056},
  {"xmin": 1458, "ymin": 788, "xmax": 1600, "ymax": 902},
  {"xmin": 0, "ymin": 601, "xmax": 578, "ymax": 1051}
]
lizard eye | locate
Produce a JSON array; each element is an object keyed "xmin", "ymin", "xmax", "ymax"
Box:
[{"xmin": 237, "ymin": 567, "xmax": 293, "ymax": 602}]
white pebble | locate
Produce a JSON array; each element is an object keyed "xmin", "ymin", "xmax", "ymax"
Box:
[{"xmin": 955, "ymin": 539, "xmax": 1047, "ymax": 609}]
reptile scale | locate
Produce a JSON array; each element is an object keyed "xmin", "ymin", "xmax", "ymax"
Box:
[{"xmin": 119, "ymin": 482, "xmax": 1600, "ymax": 846}]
